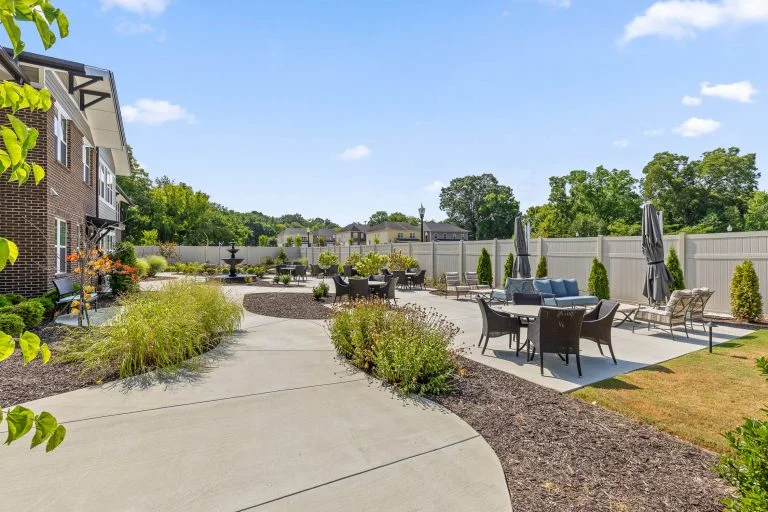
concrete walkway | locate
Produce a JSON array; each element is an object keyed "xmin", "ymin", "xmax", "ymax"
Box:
[{"xmin": 2, "ymin": 282, "xmax": 511, "ymax": 511}]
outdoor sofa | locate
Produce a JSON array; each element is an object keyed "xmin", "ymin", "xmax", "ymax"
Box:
[
  {"xmin": 533, "ymin": 278, "xmax": 599, "ymax": 307},
  {"xmin": 491, "ymin": 277, "xmax": 536, "ymax": 304}
]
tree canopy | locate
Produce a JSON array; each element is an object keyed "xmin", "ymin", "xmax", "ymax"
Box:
[{"xmin": 439, "ymin": 173, "xmax": 519, "ymax": 240}]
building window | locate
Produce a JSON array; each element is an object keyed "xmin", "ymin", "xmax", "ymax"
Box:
[
  {"xmin": 453, "ymin": 233, "xmax": 458, "ymax": 239},
  {"xmin": 99, "ymin": 158, "xmax": 115, "ymax": 207},
  {"xmin": 82, "ymin": 143, "xmax": 92, "ymax": 184},
  {"xmin": 409, "ymin": 232, "xmax": 416, "ymax": 239},
  {"xmin": 54, "ymin": 218, "xmax": 67, "ymax": 274},
  {"xmin": 103, "ymin": 231, "xmax": 115, "ymax": 252},
  {"xmin": 53, "ymin": 108, "xmax": 68, "ymax": 166}
]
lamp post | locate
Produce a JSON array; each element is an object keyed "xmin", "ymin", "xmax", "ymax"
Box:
[
  {"xmin": 418, "ymin": 203, "xmax": 425, "ymax": 242},
  {"xmin": 307, "ymin": 227, "xmax": 311, "ymax": 247}
]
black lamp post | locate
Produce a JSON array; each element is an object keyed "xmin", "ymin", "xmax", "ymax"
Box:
[
  {"xmin": 418, "ymin": 204, "xmax": 425, "ymax": 242},
  {"xmin": 306, "ymin": 227, "xmax": 311, "ymax": 247}
]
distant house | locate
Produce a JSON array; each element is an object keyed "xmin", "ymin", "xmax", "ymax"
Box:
[
  {"xmin": 424, "ymin": 222, "xmax": 469, "ymax": 242},
  {"xmin": 277, "ymin": 227, "xmax": 309, "ymax": 247},
  {"xmin": 312, "ymin": 228, "xmax": 337, "ymax": 246},
  {"xmin": 0, "ymin": 49, "xmax": 131, "ymax": 297},
  {"xmin": 336, "ymin": 223, "xmax": 368, "ymax": 245},
  {"xmin": 366, "ymin": 222, "xmax": 419, "ymax": 244}
]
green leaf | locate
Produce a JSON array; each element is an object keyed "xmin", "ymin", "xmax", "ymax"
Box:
[
  {"xmin": 1, "ymin": 13, "xmax": 24, "ymax": 57},
  {"xmin": 46, "ymin": 424, "xmax": 66, "ymax": 452},
  {"xmin": 6, "ymin": 114, "xmax": 27, "ymax": 141},
  {"xmin": 12, "ymin": 165, "xmax": 27, "ymax": 185},
  {"xmin": 38, "ymin": 88, "xmax": 52, "ymax": 110},
  {"xmin": 5, "ymin": 406, "xmax": 34, "ymax": 445},
  {"xmin": 23, "ymin": 127, "xmax": 38, "ymax": 154},
  {"xmin": 18, "ymin": 331, "xmax": 41, "ymax": 364},
  {"xmin": 0, "ymin": 148, "xmax": 11, "ymax": 171},
  {"xmin": 23, "ymin": 84, "xmax": 39, "ymax": 110},
  {"xmin": 1, "ymin": 127, "xmax": 21, "ymax": 166},
  {"xmin": 31, "ymin": 412, "xmax": 58, "ymax": 449},
  {"xmin": 31, "ymin": 163, "xmax": 44, "ymax": 185},
  {"xmin": 55, "ymin": 10, "xmax": 68, "ymax": 38},
  {"xmin": 40, "ymin": 343, "xmax": 51, "ymax": 364},
  {"xmin": 0, "ymin": 331, "xmax": 14, "ymax": 362},
  {"xmin": 0, "ymin": 237, "xmax": 18, "ymax": 271},
  {"xmin": 32, "ymin": 10, "xmax": 56, "ymax": 50}
]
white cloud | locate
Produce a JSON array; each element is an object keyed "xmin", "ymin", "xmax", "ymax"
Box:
[
  {"xmin": 612, "ymin": 139, "xmax": 630, "ymax": 149},
  {"xmin": 620, "ymin": 0, "xmax": 768, "ymax": 44},
  {"xmin": 682, "ymin": 95, "xmax": 702, "ymax": 106},
  {"xmin": 700, "ymin": 80, "xmax": 758, "ymax": 103},
  {"xmin": 538, "ymin": 0, "xmax": 571, "ymax": 7},
  {"xmin": 101, "ymin": 0, "xmax": 170, "ymax": 16},
  {"xmin": 425, "ymin": 180, "xmax": 446, "ymax": 193},
  {"xmin": 674, "ymin": 117, "xmax": 721, "ymax": 137},
  {"xmin": 644, "ymin": 127, "xmax": 666, "ymax": 136},
  {"xmin": 121, "ymin": 99, "xmax": 196, "ymax": 125},
  {"xmin": 339, "ymin": 145, "xmax": 371, "ymax": 161},
  {"xmin": 115, "ymin": 21, "xmax": 154, "ymax": 35}
]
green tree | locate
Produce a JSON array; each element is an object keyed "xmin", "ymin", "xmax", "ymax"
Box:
[
  {"xmin": 258, "ymin": 234, "xmax": 269, "ymax": 246},
  {"xmin": 535, "ymin": 255, "xmax": 548, "ymax": 278},
  {"xmin": 730, "ymin": 260, "xmax": 763, "ymax": 322},
  {"xmin": 439, "ymin": 173, "xmax": 519, "ymax": 240},
  {"xmin": 476, "ymin": 191, "xmax": 520, "ymax": 240},
  {"xmin": 503, "ymin": 253, "xmax": 514, "ymax": 280},
  {"xmin": 588, "ymin": 259, "xmax": 610, "ymax": 299},
  {"xmin": 666, "ymin": 248, "xmax": 685, "ymax": 292},
  {"xmin": 293, "ymin": 234, "xmax": 303, "ymax": 247},
  {"xmin": 368, "ymin": 211, "xmax": 389, "ymax": 225},
  {"xmin": 285, "ymin": 237, "xmax": 293, "ymax": 247},
  {"xmin": 745, "ymin": 191, "xmax": 768, "ymax": 231},
  {"xmin": 477, "ymin": 248, "xmax": 492, "ymax": 287}
]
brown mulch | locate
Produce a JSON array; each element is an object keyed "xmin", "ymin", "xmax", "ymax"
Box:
[
  {"xmin": 243, "ymin": 293, "xmax": 334, "ymax": 319},
  {"xmin": 246, "ymin": 278, "xmax": 307, "ymax": 288},
  {"xmin": 429, "ymin": 357, "xmax": 727, "ymax": 512},
  {"xmin": 0, "ymin": 325, "xmax": 97, "ymax": 408}
]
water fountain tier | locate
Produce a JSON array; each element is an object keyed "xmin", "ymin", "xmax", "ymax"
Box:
[{"xmin": 221, "ymin": 241, "xmax": 244, "ymax": 278}]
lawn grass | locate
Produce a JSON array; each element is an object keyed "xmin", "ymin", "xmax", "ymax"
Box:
[{"xmin": 571, "ymin": 329, "xmax": 768, "ymax": 454}]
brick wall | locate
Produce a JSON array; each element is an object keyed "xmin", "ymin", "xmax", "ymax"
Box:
[{"xmin": 0, "ymin": 103, "xmax": 97, "ymax": 297}]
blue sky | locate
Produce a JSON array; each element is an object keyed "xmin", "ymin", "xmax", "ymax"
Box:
[{"xmin": 25, "ymin": 0, "xmax": 768, "ymax": 225}]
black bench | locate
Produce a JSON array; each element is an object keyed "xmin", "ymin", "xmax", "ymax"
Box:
[{"xmin": 52, "ymin": 278, "xmax": 99, "ymax": 315}]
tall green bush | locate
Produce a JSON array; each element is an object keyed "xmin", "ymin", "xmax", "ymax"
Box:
[
  {"xmin": 666, "ymin": 248, "xmax": 685, "ymax": 292},
  {"xmin": 0, "ymin": 313, "xmax": 24, "ymax": 337},
  {"xmin": 354, "ymin": 252, "xmax": 388, "ymax": 277},
  {"xmin": 503, "ymin": 253, "xmax": 514, "ymax": 280},
  {"xmin": 587, "ymin": 258, "xmax": 610, "ymax": 299},
  {"xmin": 109, "ymin": 242, "xmax": 140, "ymax": 295},
  {"xmin": 0, "ymin": 301, "xmax": 44, "ymax": 330},
  {"xmin": 145, "ymin": 255, "xmax": 167, "ymax": 277},
  {"xmin": 477, "ymin": 248, "xmax": 492, "ymax": 286},
  {"xmin": 318, "ymin": 250, "xmax": 339, "ymax": 269},
  {"xmin": 730, "ymin": 260, "xmax": 763, "ymax": 322},
  {"xmin": 536, "ymin": 255, "xmax": 548, "ymax": 278}
]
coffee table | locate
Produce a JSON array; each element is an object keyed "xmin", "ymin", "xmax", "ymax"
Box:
[{"xmin": 613, "ymin": 303, "xmax": 640, "ymax": 327}]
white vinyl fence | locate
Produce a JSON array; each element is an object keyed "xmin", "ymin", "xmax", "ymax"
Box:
[{"xmin": 136, "ymin": 230, "xmax": 768, "ymax": 315}]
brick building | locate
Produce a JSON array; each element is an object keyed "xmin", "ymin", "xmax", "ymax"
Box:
[{"xmin": 0, "ymin": 50, "xmax": 130, "ymax": 297}]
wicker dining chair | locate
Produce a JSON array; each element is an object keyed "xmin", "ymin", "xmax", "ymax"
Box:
[
  {"xmin": 477, "ymin": 298, "xmax": 520, "ymax": 355},
  {"xmin": 391, "ymin": 270, "xmax": 407, "ymax": 290},
  {"xmin": 581, "ymin": 300, "xmax": 620, "ymax": 364},
  {"xmin": 529, "ymin": 307, "xmax": 585, "ymax": 377},
  {"xmin": 332, "ymin": 275, "xmax": 350, "ymax": 303},
  {"xmin": 410, "ymin": 269, "xmax": 426, "ymax": 290},
  {"xmin": 349, "ymin": 278, "xmax": 371, "ymax": 300}
]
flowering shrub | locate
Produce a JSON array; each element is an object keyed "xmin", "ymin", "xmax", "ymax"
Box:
[
  {"xmin": 354, "ymin": 252, "xmax": 388, "ymax": 277},
  {"xmin": 387, "ymin": 250, "xmax": 418, "ymax": 271},
  {"xmin": 68, "ymin": 249, "xmax": 137, "ymax": 326}
]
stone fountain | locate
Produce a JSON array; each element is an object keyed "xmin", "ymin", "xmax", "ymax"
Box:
[{"xmin": 221, "ymin": 241, "xmax": 244, "ymax": 278}]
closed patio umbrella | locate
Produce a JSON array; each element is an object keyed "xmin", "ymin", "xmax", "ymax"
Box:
[
  {"xmin": 641, "ymin": 203, "xmax": 672, "ymax": 304},
  {"xmin": 512, "ymin": 215, "xmax": 531, "ymax": 278}
]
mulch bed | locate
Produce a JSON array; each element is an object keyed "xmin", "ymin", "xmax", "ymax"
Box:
[
  {"xmin": 430, "ymin": 357, "xmax": 727, "ymax": 512},
  {"xmin": 246, "ymin": 279, "xmax": 308, "ymax": 288},
  {"xmin": 243, "ymin": 293, "xmax": 334, "ymax": 320},
  {"xmin": 0, "ymin": 325, "xmax": 96, "ymax": 408}
]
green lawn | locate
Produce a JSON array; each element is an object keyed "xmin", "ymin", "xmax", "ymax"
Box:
[{"xmin": 571, "ymin": 329, "xmax": 768, "ymax": 454}]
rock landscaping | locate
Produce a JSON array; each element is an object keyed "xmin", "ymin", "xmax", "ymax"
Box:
[{"xmin": 243, "ymin": 292, "xmax": 334, "ymax": 319}]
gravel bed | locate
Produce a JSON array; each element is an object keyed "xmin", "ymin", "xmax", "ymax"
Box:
[
  {"xmin": 0, "ymin": 325, "xmax": 96, "ymax": 407},
  {"xmin": 429, "ymin": 357, "xmax": 727, "ymax": 512},
  {"xmin": 243, "ymin": 293, "xmax": 334, "ymax": 319}
]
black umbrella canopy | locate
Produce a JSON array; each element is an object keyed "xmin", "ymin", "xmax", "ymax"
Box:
[
  {"xmin": 641, "ymin": 203, "xmax": 673, "ymax": 304},
  {"xmin": 512, "ymin": 216, "xmax": 531, "ymax": 278}
]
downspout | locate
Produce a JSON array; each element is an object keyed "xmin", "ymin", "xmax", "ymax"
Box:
[{"xmin": 95, "ymin": 147, "xmax": 99, "ymax": 221}]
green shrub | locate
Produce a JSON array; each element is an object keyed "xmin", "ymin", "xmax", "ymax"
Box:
[
  {"xmin": 279, "ymin": 273, "xmax": 292, "ymax": 285},
  {"xmin": 317, "ymin": 281, "xmax": 329, "ymax": 297},
  {"xmin": 273, "ymin": 273, "xmax": 281, "ymax": 283},
  {"xmin": 312, "ymin": 285, "xmax": 325, "ymax": 300},
  {"xmin": 329, "ymin": 300, "xmax": 459, "ymax": 395},
  {"xmin": 5, "ymin": 301, "xmax": 45, "ymax": 330},
  {"xmin": 60, "ymin": 280, "xmax": 242, "ymax": 378},
  {"xmin": 299, "ymin": 257, "xmax": 309, "ymax": 266},
  {"xmin": 276, "ymin": 248, "xmax": 287, "ymax": 263},
  {"xmin": 387, "ymin": 250, "xmax": 418, "ymax": 271},
  {"xmin": 318, "ymin": 251, "xmax": 339, "ymax": 270},
  {"xmin": 30, "ymin": 297, "xmax": 55, "ymax": 317},
  {"xmin": 667, "ymin": 248, "xmax": 685, "ymax": 292},
  {"xmin": 0, "ymin": 313, "xmax": 25, "ymax": 336},
  {"xmin": 355, "ymin": 252, "xmax": 388, "ymax": 277},
  {"xmin": 587, "ymin": 258, "xmax": 610, "ymax": 299},
  {"xmin": 0, "ymin": 295, "xmax": 11, "ymax": 308},
  {"xmin": 345, "ymin": 252, "xmax": 363, "ymax": 267},
  {"xmin": 717, "ymin": 359, "xmax": 768, "ymax": 511},
  {"xmin": 135, "ymin": 258, "xmax": 150, "ymax": 277},
  {"xmin": 2, "ymin": 292, "xmax": 25, "ymax": 305},
  {"xmin": 477, "ymin": 248, "xmax": 492, "ymax": 287},
  {"xmin": 252, "ymin": 266, "xmax": 266, "ymax": 278},
  {"xmin": 503, "ymin": 253, "xmax": 514, "ymax": 280},
  {"xmin": 262, "ymin": 256, "xmax": 275, "ymax": 266},
  {"xmin": 536, "ymin": 255, "xmax": 548, "ymax": 278},
  {"xmin": 731, "ymin": 260, "xmax": 763, "ymax": 322},
  {"xmin": 42, "ymin": 289, "xmax": 59, "ymax": 302},
  {"xmin": 109, "ymin": 242, "xmax": 140, "ymax": 295},
  {"xmin": 145, "ymin": 255, "xmax": 168, "ymax": 277}
]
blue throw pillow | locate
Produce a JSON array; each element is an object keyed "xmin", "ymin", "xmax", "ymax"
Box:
[
  {"xmin": 563, "ymin": 279, "xmax": 580, "ymax": 297},
  {"xmin": 550, "ymin": 279, "xmax": 567, "ymax": 297},
  {"xmin": 533, "ymin": 279, "xmax": 553, "ymax": 295}
]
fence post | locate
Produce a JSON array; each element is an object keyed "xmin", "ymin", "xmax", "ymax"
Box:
[
  {"xmin": 678, "ymin": 232, "xmax": 687, "ymax": 285},
  {"xmin": 431, "ymin": 240, "xmax": 436, "ymax": 279},
  {"xmin": 493, "ymin": 238, "xmax": 499, "ymax": 287},
  {"xmin": 408, "ymin": 241, "xmax": 413, "ymax": 257},
  {"xmin": 459, "ymin": 239, "xmax": 465, "ymax": 277},
  {"xmin": 596, "ymin": 235, "xmax": 604, "ymax": 262}
]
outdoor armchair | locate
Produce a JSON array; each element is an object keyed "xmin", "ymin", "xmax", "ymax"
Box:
[
  {"xmin": 349, "ymin": 278, "xmax": 371, "ymax": 300},
  {"xmin": 464, "ymin": 271, "xmax": 491, "ymax": 292},
  {"xmin": 292, "ymin": 265, "xmax": 307, "ymax": 282},
  {"xmin": 633, "ymin": 289, "xmax": 693, "ymax": 340},
  {"xmin": 332, "ymin": 276, "xmax": 350, "ymax": 303},
  {"xmin": 687, "ymin": 288, "xmax": 714, "ymax": 330},
  {"xmin": 392, "ymin": 270, "xmax": 407, "ymax": 290},
  {"xmin": 410, "ymin": 269, "xmax": 426, "ymax": 290},
  {"xmin": 444, "ymin": 272, "xmax": 470, "ymax": 300},
  {"xmin": 477, "ymin": 298, "xmax": 520, "ymax": 355},
  {"xmin": 310, "ymin": 264, "xmax": 322, "ymax": 277},
  {"xmin": 385, "ymin": 276, "xmax": 399, "ymax": 305},
  {"xmin": 529, "ymin": 307, "xmax": 585, "ymax": 377},
  {"xmin": 581, "ymin": 300, "xmax": 620, "ymax": 364}
]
